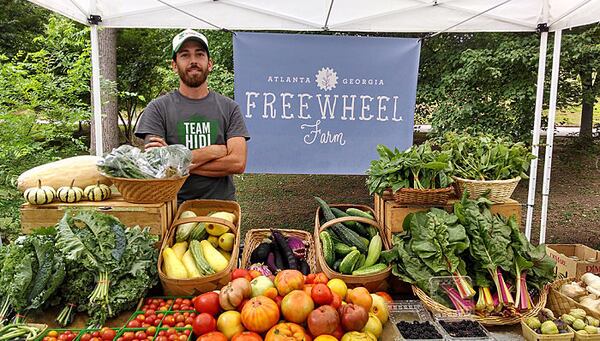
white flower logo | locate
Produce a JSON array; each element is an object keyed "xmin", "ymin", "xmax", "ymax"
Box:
[{"xmin": 315, "ymin": 67, "xmax": 338, "ymax": 91}]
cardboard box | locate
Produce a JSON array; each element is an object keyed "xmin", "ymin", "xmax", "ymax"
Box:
[
  {"xmin": 375, "ymin": 192, "xmax": 523, "ymax": 241},
  {"xmin": 547, "ymin": 244, "xmax": 600, "ymax": 279},
  {"xmin": 20, "ymin": 194, "xmax": 176, "ymax": 239}
]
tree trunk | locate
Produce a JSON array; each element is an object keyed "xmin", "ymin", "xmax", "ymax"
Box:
[
  {"xmin": 579, "ymin": 70, "xmax": 595, "ymax": 141},
  {"xmin": 90, "ymin": 27, "xmax": 119, "ymax": 155}
]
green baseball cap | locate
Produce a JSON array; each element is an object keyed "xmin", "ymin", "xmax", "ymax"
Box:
[{"xmin": 172, "ymin": 29, "xmax": 209, "ymax": 59}]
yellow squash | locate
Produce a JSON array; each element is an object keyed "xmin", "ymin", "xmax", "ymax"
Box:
[
  {"xmin": 182, "ymin": 250, "xmax": 201, "ymax": 278},
  {"xmin": 162, "ymin": 247, "xmax": 188, "ymax": 279},
  {"xmin": 171, "ymin": 241, "xmax": 188, "ymax": 260},
  {"xmin": 200, "ymin": 240, "xmax": 229, "ymax": 272}
]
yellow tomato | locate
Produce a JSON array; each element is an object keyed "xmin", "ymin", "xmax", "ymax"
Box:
[{"xmin": 327, "ymin": 279, "xmax": 347, "ymax": 299}]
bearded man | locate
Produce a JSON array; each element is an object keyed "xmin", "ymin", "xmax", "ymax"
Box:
[{"xmin": 136, "ymin": 29, "xmax": 249, "ymax": 203}]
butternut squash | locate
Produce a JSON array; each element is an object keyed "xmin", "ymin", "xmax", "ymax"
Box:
[
  {"xmin": 18, "ymin": 155, "xmax": 111, "ymax": 192},
  {"xmin": 182, "ymin": 250, "xmax": 201, "ymax": 278},
  {"xmin": 162, "ymin": 247, "xmax": 188, "ymax": 279}
]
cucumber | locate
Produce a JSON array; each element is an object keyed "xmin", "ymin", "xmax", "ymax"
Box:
[
  {"xmin": 346, "ymin": 208, "xmax": 374, "ymax": 220},
  {"xmin": 359, "ymin": 236, "xmax": 370, "ymax": 249},
  {"xmin": 364, "ymin": 234, "xmax": 383, "ymax": 268},
  {"xmin": 328, "ymin": 229, "xmax": 343, "ymax": 244},
  {"xmin": 355, "ymin": 254, "xmax": 366, "ymax": 271},
  {"xmin": 339, "ymin": 250, "xmax": 360, "ymax": 274},
  {"xmin": 333, "ymin": 259, "xmax": 342, "ymax": 271},
  {"xmin": 315, "ymin": 197, "xmax": 367, "ymax": 253},
  {"xmin": 334, "ymin": 243, "xmax": 357, "ymax": 257},
  {"xmin": 320, "ymin": 230, "xmax": 335, "ymax": 268},
  {"xmin": 331, "ymin": 207, "xmax": 370, "ymax": 237},
  {"xmin": 366, "ymin": 226, "xmax": 378, "ymax": 239},
  {"xmin": 352, "ymin": 263, "xmax": 387, "ymax": 276}
]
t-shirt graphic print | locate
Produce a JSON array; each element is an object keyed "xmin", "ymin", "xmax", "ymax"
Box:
[{"xmin": 178, "ymin": 117, "xmax": 219, "ymax": 149}]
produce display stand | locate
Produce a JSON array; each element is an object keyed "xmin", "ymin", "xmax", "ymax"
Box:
[{"xmin": 20, "ymin": 194, "xmax": 176, "ymax": 239}]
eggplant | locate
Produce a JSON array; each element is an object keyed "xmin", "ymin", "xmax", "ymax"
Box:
[
  {"xmin": 266, "ymin": 252, "xmax": 279, "ymax": 273},
  {"xmin": 298, "ymin": 259, "xmax": 310, "ymax": 275},
  {"xmin": 250, "ymin": 242, "xmax": 272, "ymax": 264},
  {"xmin": 272, "ymin": 229, "xmax": 297, "ymax": 270},
  {"xmin": 274, "ymin": 248, "xmax": 286, "ymax": 270}
]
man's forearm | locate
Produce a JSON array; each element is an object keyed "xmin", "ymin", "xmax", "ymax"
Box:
[
  {"xmin": 191, "ymin": 145, "xmax": 228, "ymax": 167},
  {"xmin": 190, "ymin": 153, "xmax": 245, "ymax": 175}
]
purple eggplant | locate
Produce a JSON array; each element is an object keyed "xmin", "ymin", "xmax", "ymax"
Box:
[
  {"xmin": 266, "ymin": 252, "xmax": 279, "ymax": 273},
  {"xmin": 272, "ymin": 229, "xmax": 297, "ymax": 270},
  {"xmin": 287, "ymin": 236, "xmax": 307, "ymax": 260}
]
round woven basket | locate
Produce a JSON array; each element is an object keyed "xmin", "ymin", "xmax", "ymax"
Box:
[
  {"xmin": 453, "ymin": 176, "xmax": 520, "ymax": 203},
  {"xmin": 314, "ymin": 204, "xmax": 391, "ymax": 292},
  {"xmin": 547, "ymin": 277, "xmax": 600, "ymax": 320},
  {"xmin": 412, "ymin": 284, "xmax": 549, "ymax": 326},
  {"xmin": 392, "ymin": 186, "xmax": 454, "ymax": 205},
  {"xmin": 240, "ymin": 228, "xmax": 318, "ymax": 273},
  {"xmin": 104, "ymin": 174, "xmax": 188, "ymax": 204}
]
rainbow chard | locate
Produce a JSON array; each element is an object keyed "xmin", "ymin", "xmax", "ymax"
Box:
[{"xmin": 454, "ymin": 193, "xmax": 515, "ymax": 305}]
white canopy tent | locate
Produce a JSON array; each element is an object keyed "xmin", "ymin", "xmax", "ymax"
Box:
[{"xmin": 25, "ymin": 0, "xmax": 600, "ymax": 243}]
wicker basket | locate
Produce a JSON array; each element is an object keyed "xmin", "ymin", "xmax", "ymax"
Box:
[
  {"xmin": 104, "ymin": 174, "xmax": 188, "ymax": 204},
  {"xmin": 412, "ymin": 284, "xmax": 549, "ymax": 326},
  {"xmin": 241, "ymin": 228, "xmax": 318, "ymax": 273},
  {"xmin": 547, "ymin": 277, "xmax": 600, "ymax": 320},
  {"xmin": 314, "ymin": 204, "xmax": 391, "ymax": 292},
  {"xmin": 158, "ymin": 199, "xmax": 241, "ymax": 296},
  {"xmin": 392, "ymin": 186, "xmax": 454, "ymax": 205},
  {"xmin": 453, "ymin": 176, "xmax": 520, "ymax": 203},
  {"xmin": 521, "ymin": 319, "xmax": 574, "ymax": 341}
]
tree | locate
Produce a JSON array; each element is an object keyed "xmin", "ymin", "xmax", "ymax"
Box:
[
  {"xmin": 0, "ymin": 0, "xmax": 47, "ymax": 57},
  {"xmin": 560, "ymin": 25, "xmax": 600, "ymax": 141},
  {"xmin": 90, "ymin": 27, "xmax": 120, "ymax": 154}
]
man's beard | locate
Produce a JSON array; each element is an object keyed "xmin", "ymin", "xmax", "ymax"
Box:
[{"xmin": 178, "ymin": 66, "xmax": 208, "ymax": 88}]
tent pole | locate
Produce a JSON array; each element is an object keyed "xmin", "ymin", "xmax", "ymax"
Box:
[
  {"xmin": 525, "ymin": 26, "xmax": 549, "ymax": 241},
  {"xmin": 90, "ymin": 20, "xmax": 103, "ymax": 156},
  {"xmin": 539, "ymin": 29, "xmax": 562, "ymax": 244}
]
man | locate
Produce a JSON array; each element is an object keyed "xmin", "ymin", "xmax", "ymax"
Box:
[{"xmin": 135, "ymin": 29, "xmax": 249, "ymax": 202}]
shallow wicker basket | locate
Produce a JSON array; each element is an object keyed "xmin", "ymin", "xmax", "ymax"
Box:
[
  {"xmin": 314, "ymin": 204, "xmax": 391, "ymax": 292},
  {"xmin": 547, "ymin": 277, "xmax": 600, "ymax": 320},
  {"xmin": 392, "ymin": 186, "xmax": 454, "ymax": 205},
  {"xmin": 158, "ymin": 199, "xmax": 240, "ymax": 296},
  {"xmin": 412, "ymin": 284, "xmax": 549, "ymax": 326},
  {"xmin": 241, "ymin": 228, "xmax": 318, "ymax": 273},
  {"xmin": 104, "ymin": 174, "xmax": 188, "ymax": 204},
  {"xmin": 453, "ymin": 176, "xmax": 520, "ymax": 203}
]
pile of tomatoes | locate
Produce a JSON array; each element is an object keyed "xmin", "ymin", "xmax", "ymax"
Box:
[
  {"xmin": 79, "ymin": 328, "xmax": 118, "ymax": 341},
  {"xmin": 41, "ymin": 330, "xmax": 79, "ymax": 341}
]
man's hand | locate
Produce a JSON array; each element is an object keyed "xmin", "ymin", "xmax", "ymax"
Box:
[
  {"xmin": 145, "ymin": 136, "xmax": 167, "ymax": 149},
  {"xmin": 189, "ymin": 144, "xmax": 228, "ymax": 170}
]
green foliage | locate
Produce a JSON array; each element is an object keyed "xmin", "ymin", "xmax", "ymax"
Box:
[
  {"xmin": 0, "ymin": 0, "xmax": 47, "ymax": 57},
  {"xmin": 439, "ymin": 132, "xmax": 535, "ymax": 180},
  {"xmin": 366, "ymin": 143, "xmax": 454, "ymax": 194}
]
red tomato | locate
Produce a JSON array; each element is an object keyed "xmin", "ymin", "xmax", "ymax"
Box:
[
  {"xmin": 172, "ymin": 304, "xmax": 180, "ymax": 310},
  {"xmin": 311, "ymin": 283, "xmax": 333, "ymax": 305},
  {"xmin": 155, "ymin": 337, "xmax": 168, "ymax": 341},
  {"xmin": 146, "ymin": 326, "xmax": 157, "ymax": 335},
  {"xmin": 127, "ymin": 320, "xmax": 141, "ymax": 328},
  {"xmin": 145, "ymin": 317, "xmax": 155, "ymax": 326},
  {"xmin": 92, "ymin": 332, "xmax": 100, "ymax": 338},
  {"xmin": 182, "ymin": 299, "xmax": 191, "ymax": 305},
  {"xmin": 163, "ymin": 315, "xmax": 176, "ymax": 327},
  {"xmin": 153, "ymin": 319, "xmax": 161, "ymax": 327},
  {"xmin": 168, "ymin": 335, "xmax": 178, "ymax": 341},
  {"xmin": 90, "ymin": 338, "xmax": 101, "ymax": 341},
  {"xmin": 305, "ymin": 274, "xmax": 316, "ymax": 284},
  {"xmin": 197, "ymin": 331, "xmax": 227, "ymax": 341},
  {"xmin": 136, "ymin": 314, "xmax": 146, "ymax": 322},
  {"xmin": 175, "ymin": 298, "xmax": 183, "ymax": 303},
  {"xmin": 80, "ymin": 334, "xmax": 92, "ymax": 341},
  {"xmin": 231, "ymin": 269, "xmax": 252, "ymax": 281},
  {"xmin": 175, "ymin": 322, "xmax": 185, "ymax": 327},
  {"xmin": 122, "ymin": 332, "xmax": 135, "ymax": 341},
  {"xmin": 175, "ymin": 314, "xmax": 186, "ymax": 323},
  {"xmin": 183, "ymin": 330, "xmax": 191, "ymax": 336},
  {"xmin": 145, "ymin": 309, "xmax": 156, "ymax": 316},
  {"xmin": 231, "ymin": 331, "xmax": 263, "ymax": 341},
  {"xmin": 192, "ymin": 292, "xmax": 220, "ymax": 316},
  {"xmin": 330, "ymin": 292, "xmax": 342, "ymax": 309},
  {"xmin": 177, "ymin": 335, "xmax": 187, "ymax": 341},
  {"xmin": 185, "ymin": 317, "xmax": 194, "ymax": 325},
  {"xmin": 134, "ymin": 331, "xmax": 147, "ymax": 339},
  {"xmin": 192, "ymin": 313, "xmax": 216, "ymax": 336},
  {"xmin": 100, "ymin": 328, "xmax": 116, "ymax": 341},
  {"xmin": 116, "ymin": 338, "xmax": 124, "ymax": 341},
  {"xmin": 166, "ymin": 328, "xmax": 177, "ymax": 335},
  {"xmin": 158, "ymin": 331, "xmax": 166, "ymax": 337},
  {"xmin": 375, "ymin": 291, "xmax": 394, "ymax": 303}
]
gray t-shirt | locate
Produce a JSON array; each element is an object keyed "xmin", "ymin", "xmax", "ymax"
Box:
[{"xmin": 135, "ymin": 90, "xmax": 249, "ymax": 202}]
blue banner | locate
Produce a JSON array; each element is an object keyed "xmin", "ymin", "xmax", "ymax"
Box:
[{"xmin": 234, "ymin": 32, "xmax": 420, "ymax": 174}]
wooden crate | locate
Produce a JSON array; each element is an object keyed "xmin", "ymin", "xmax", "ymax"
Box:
[
  {"xmin": 375, "ymin": 192, "xmax": 523, "ymax": 241},
  {"xmin": 20, "ymin": 194, "xmax": 176, "ymax": 239}
]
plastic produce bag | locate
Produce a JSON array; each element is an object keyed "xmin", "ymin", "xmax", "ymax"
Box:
[{"xmin": 98, "ymin": 144, "xmax": 192, "ymax": 179}]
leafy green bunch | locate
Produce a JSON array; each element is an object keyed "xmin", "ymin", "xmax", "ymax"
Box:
[
  {"xmin": 439, "ymin": 132, "xmax": 535, "ymax": 181},
  {"xmin": 366, "ymin": 143, "xmax": 454, "ymax": 195}
]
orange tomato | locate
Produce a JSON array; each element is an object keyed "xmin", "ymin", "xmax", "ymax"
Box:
[
  {"xmin": 311, "ymin": 283, "xmax": 333, "ymax": 306},
  {"xmin": 305, "ymin": 274, "xmax": 316, "ymax": 284},
  {"xmin": 303, "ymin": 284, "xmax": 314, "ymax": 297},
  {"xmin": 375, "ymin": 291, "xmax": 393, "ymax": 304},
  {"xmin": 330, "ymin": 292, "xmax": 342, "ymax": 309},
  {"xmin": 196, "ymin": 331, "xmax": 228, "ymax": 341},
  {"xmin": 263, "ymin": 287, "xmax": 278, "ymax": 299},
  {"xmin": 232, "ymin": 332, "xmax": 263, "ymax": 341},
  {"xmin": 313, "ymin": 273, "xmax": 329, "ymax": 284},
  {"xmin": 241, "ymin": 296, "xmax": 280, "ymax": 333},
  {"xmin": 346, "ymin": 287, "xmax": 372, "ymax": 312},
  {"xmin": 265, "ymin": 323, "xmax": 312, "ymax": 341}
]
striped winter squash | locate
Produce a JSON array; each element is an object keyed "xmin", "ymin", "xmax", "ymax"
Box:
[
  {"xmin": 56, "ymin": 179, "xmax": 84, "ymax": 203},
  {"xmin": 23, "ymin": 179, "xmax": 55, "ymax": 205},
  {"xmin": 84, "ymin": 181, "xmax": 111, "ymax": 201}
]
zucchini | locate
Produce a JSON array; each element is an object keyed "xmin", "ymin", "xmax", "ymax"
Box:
[
  {"xmin": 355, "ymin": 254, "xmax": 366, "ymax": 271},
  {"xmin": 346, "ymin": 208, "xmax": 374, "ymax": 220},
  {"xmin": 315, "ymin": 197, "xmax": 367, "ymax": 253},
  {"xmin": 189, "ymin": 240, "xmax": 215, "ymax": 275},
  {"xmin": 333, "ymin": 259, "xmax": 342, "ymax": 271},
  {"xmin": 320, "ymin": 230, "xmax": 336, "ymax": 268},
  {"xmin": 364, "ymin": 234, "xmax": 383, "ymax": 268},
  {"xmin": 334, "ymin": 243, "xmax": 357, "ymax": 257},
  {"xmin": 352, "ymin": 263, "xmax": 387, "ymax": 276},
  {"xmin": 189, "ymin": 222, "xmax": 207, "ymax": 241},
  {"xmin": 366, "ymin": 226, "xmax": 378, "ymax": 239},
  {"xmin": 331, "ymin": 207, "xmax": 370, "ymax": 237},
  {"xmin": 339, "ymin": 250, "xmax": 360, "ymax": 274}
]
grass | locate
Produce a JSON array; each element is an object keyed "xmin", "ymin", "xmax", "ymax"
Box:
[{"xmin": 553, "ymin": 105, "xmax": 600, "ymax": 126}]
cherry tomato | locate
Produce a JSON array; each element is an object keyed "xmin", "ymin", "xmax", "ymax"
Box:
[
  {"xmin": 136, "ymin": 314, "xmax": 146, "ymax": 322},
  {"xmin": 175, "ymin": 315, "xmax": 185, "ymax": 323},
  {"xmin": 122, "ymin": 332, "xmax": 135, "ymax": 341},
  {"xmin": 145, "ymin": 309, "xmax": 155, "ymax": 316},
  {"xmin": 158, "ymin": 331, "xmax": 166, "ymax": 336},
  {"xmin": 155, "ymin": 337, "xmax": 168, "ymax": 341},
  {"xmin": 175, "ymin": 298, "xmax": 183, "ymax": 303},
  {"xmin": 175, "ymin": 322, "xmax": 185, "ymax": 327},
  {"xmin": 100, "ymin": 328, "xmax": 116, "ymax": 341},
  {"xmin": 184, "ymin": 317, "xmax": 193, "ymax": 325},
  {"xmin": 134, "ymin": 331, "xmax": 147, "ymax": 339},
  {"xmin": 80, "ymin": 333, "xmax": 92, "ymax": 341},
  {"xmin": 172, "ymin": 304, "xmax": 180, "ymax": 310},
  {"xmin": 127, "ymin": 320, "xmax": 141, "ymax": 328},
  {"xmin": 48, "ymin": 331, "xmax": 59, "ymax": 338},
  {"xmin": 92, "ymin": 332, "xmax": 100, "ymax": 338},
  {"xmin": 177, "ymin": 335, "xmax": 187, "ymax": 341},
  {"xmin": 162, "ymin": 315, "xmax": 175, "ymax": 327}
]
